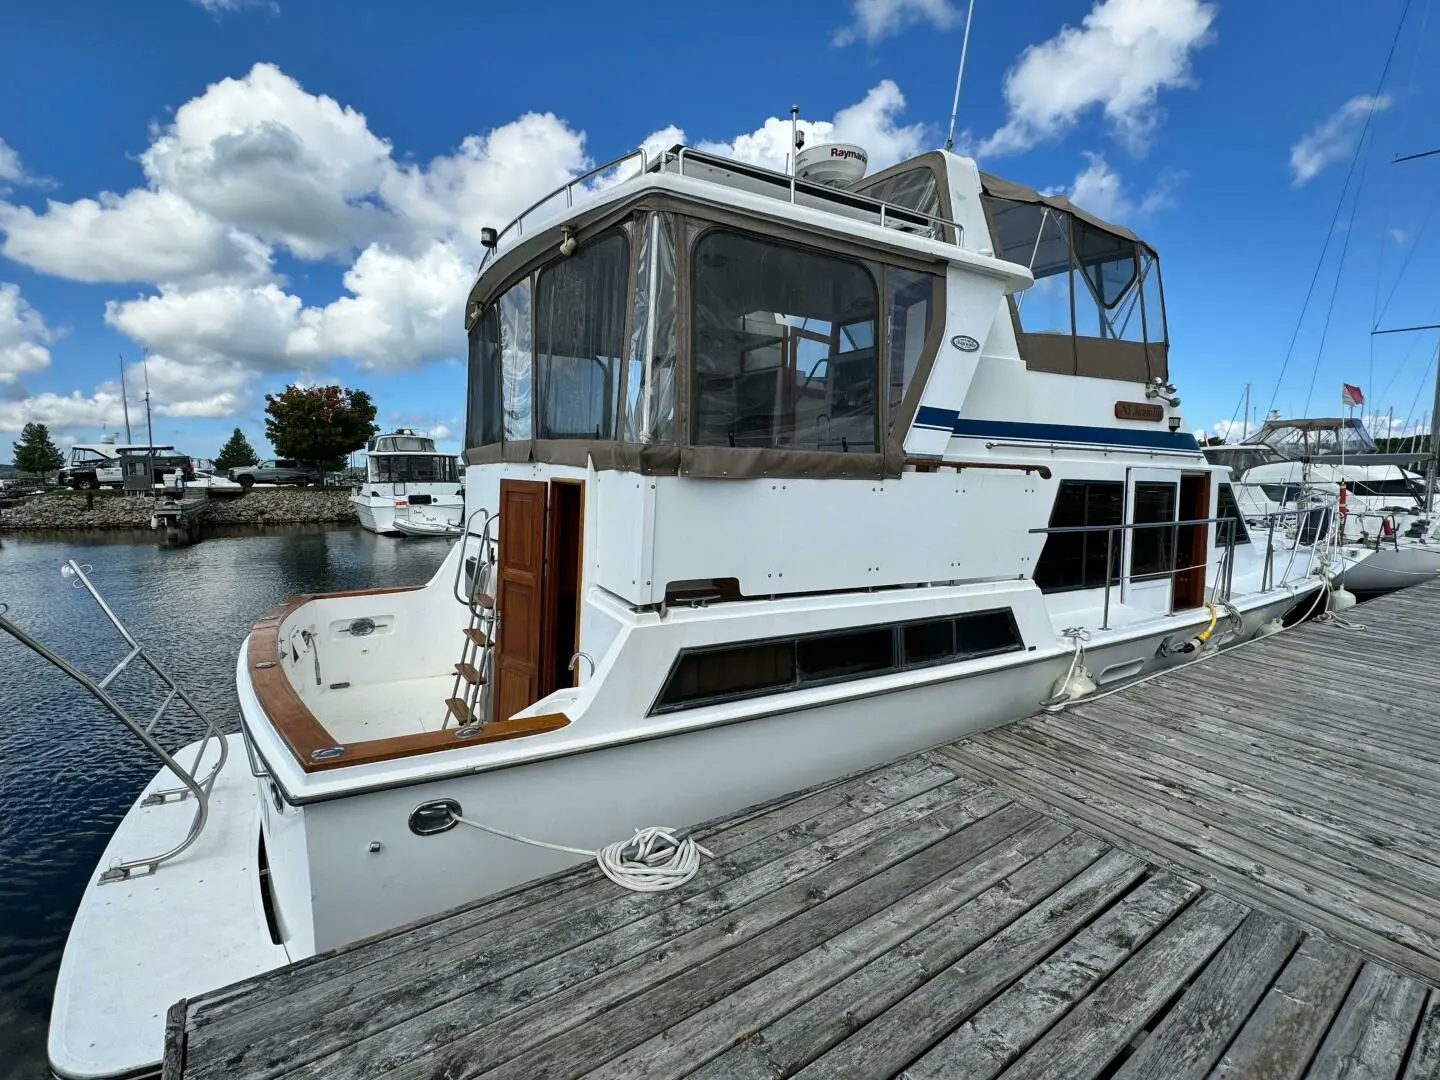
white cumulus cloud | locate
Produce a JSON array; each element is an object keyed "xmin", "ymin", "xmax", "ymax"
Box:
[
  {"xmin": 1068, "ymin": 152, "xmax": 1177, "ymax": 222},
  {"xmin": 1289, "ymin": 95, "xmax": 1390, "ymax": 187},
  {"xmin": 0, "ymin": 283, "xmax": 54, "ymax": 385},
  {"xmin": 694, "ymin": 81, "xmax": 928, "ymax": 174},
  {"xmin": 833, "ymin": 0, "xmax": 964, "ymax": 46},
  {"xmin": 979, "ymin": 0, "xmax": 1216, "ymax": 157},
  {"xmin": 0, "ymin": 188, "xmax": 272, "ymax": 286},
  {"xmin": 141, "ymin": 63, "xmax": 395, "ymax": 259}
]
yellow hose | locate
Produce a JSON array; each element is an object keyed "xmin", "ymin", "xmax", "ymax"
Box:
[{"xmin": 1193, "ymin": 602, "xmax": 1219, "ymax": 645}]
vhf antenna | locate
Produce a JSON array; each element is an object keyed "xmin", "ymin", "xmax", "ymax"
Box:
[{"xmin": 944, "ymin": 0, "xmax": 977, "ymax": 151}]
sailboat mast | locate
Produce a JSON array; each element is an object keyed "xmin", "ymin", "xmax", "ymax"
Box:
[
  {"xmin": 119, "ymin": 354, "xmax": 132, "ymax": 443},
  {"xmin": 1428, "ymin": 339, "xmax": 1440, "ymax": 513},
  {"xmin": 1242, "ymin": 383, "xmax": 1250, "ymax": 440}
]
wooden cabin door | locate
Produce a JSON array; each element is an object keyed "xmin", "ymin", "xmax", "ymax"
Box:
[{"xmin": 493, "ymin": 479, "xmax": 547, "ymax": 722}]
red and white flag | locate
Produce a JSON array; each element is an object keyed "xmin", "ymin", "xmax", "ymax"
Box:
[{"xmin": 1341, "ymin": 383, "xmax": 1365, "ymax": 407}]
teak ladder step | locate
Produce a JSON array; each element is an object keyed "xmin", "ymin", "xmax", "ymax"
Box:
[
  {"xmin": 445, "ymin": 698, "xmax": 472, "ymax": 725},
  {"xmin": 463, "ymin": 627, "xmax": 490, "ymax": 646},
  {"xmin": 454, "ymin": 662, "xmax": 484, "ymax": 686},
  {"xmin": 473, "ymin": 593, "xmax": 495, "ymax": 610}
]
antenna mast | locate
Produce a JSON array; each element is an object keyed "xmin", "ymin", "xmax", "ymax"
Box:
[{"xmin": 944, "ymin": 0, "xmax": 977, "ymax": 151}]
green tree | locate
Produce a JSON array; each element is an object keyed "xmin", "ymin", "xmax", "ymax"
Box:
[
  {"xmin": 12, "ymin": 422, "xmax": 65, "ymax": 482},
  {"xmin": 263, "ymin": 385, "xmax": 378, "ymax": 474},
  {"xmin": 213, "ymin": 427, "xmax": 259, "ymax": 472}
]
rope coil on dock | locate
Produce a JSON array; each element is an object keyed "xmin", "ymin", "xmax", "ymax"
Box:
[{"xmin": 453, "ymin": 814, "xmax": 713, "ymax": 892}]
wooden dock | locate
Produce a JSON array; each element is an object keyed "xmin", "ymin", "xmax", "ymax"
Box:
[{"xmin": 165, "ymin": 579, "xmax": 1440, "ymax": 1079}]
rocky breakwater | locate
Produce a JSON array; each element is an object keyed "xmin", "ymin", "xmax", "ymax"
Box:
[{"xmin": 0, "ymin": 488, "xmax": 359, "ymax": 530}]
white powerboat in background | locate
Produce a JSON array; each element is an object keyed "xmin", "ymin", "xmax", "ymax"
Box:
[
  {"xmin": 16, "ymin": 137, "xmax": 1336, "ymax": 1079},
  {"xmin": 351, "ymin": 429, "xmax": 464, "ymax": 536},
  {"xmin": 1205, "ymin": 415, "xmax": 1440, "ymax": 595}
]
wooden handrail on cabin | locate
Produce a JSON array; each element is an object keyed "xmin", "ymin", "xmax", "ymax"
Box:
[
  {"xmin": 905, "ymin": 458, "xmax": 1052, "ymax": 479},
  {"xmin": 247, "ymin": 588, "xmax": 569, "ymax": 773}
]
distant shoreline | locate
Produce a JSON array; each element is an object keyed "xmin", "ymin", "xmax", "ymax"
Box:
[{"xmin": 0, "ymin": 487, "xmax": 359, "ymax": 531}]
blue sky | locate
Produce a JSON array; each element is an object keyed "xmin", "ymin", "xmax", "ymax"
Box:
[{"xmin": 1, "ymin": 0, "xmax": 1437, "ymax": 462}]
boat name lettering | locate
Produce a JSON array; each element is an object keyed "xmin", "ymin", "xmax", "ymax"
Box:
[
  {"xmin": 1114, "ymin": 401, "xmax": 1165, "ymax": 422},
  {"xmin": 951, "ymin": 335, "xmax": 980, "ymax": 352}
]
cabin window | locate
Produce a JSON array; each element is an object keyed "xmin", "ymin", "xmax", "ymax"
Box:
[
  {"xmin": 624, "ymin": 213, "xmax": 678, "ymax": 443},
  {"xmin": 903, "ymin": 619, "xmax": 954, "ymax": 666},
  {"xmin": 954, "ymin": 610, "xmax": 1024, "ymax": 658},
  {"xmin": 886, "ymin": 268, "xmax": 941, "ymax": 420},
  {"xmin": 691, "ymin": 230, "xmax": 879, "ymax": 453},
  {"xmin": 535, "ymin": 230, "xmax": 628, "ymax": 440},
  {"xmin": 797, "ymin": 627, "xmax": 896, "ymax": 683},
  {"xmin": 367, "ymin": 456, "xmax": 459, "ymax": 483},
  {"xmin": 1033, "ymin": 480, "xmax": 1123, "ymax": 593},
  {"xmin": 656, "ymin": 640, "xmax": 796, "ymax": 710},
  {"xmin": 1215, "ymin": 482, "xmax": 1250, "ymax": 546},
  {"xmin": 1130, "ymin": 482, "xmax": 1177, "ymax": 580},
  {"xmin": 652, "ymin": 610, "xmax": 1024, "ymax": 713}
]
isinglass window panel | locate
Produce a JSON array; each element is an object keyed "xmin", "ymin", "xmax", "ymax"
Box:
[
  {"xmin": 465, "ymin": 305, "xmax": 502, "ymax": 448},
  {"xmin": 535, "ymin": 231, "xmax": 628, "ymax": 440},
  {"xmin": 691, "ymin": 231, "xmax": 878, "ymax": 453},
  {"xmin": 624, "ymin": 214, "xmax": 678, "ymax": 443},
  {"xmin": 886, "ymin": 268, "xmax": 941, "ymax": 423},
  {"xmin": 499, "ymin": 279, "xmax": 533, "ymax": 442}
]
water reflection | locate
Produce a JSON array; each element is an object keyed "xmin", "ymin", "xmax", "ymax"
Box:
[{"xmin": 0, "ymin": 527, "xmax": 449, "ymax": 1079}]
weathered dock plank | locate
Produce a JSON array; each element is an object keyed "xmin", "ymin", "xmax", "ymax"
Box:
[{"xmin": 165, "ymin": 579, "xmax": 1440, "ymax": 1079}]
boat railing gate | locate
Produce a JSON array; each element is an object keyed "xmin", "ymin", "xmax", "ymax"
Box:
[
  {"xmin": 476, "ymin": 143, "xmax": 965, "ymax": 278},
  {"xmin": 1340, "ymin": 508, "xmax": 1405, "ymax": 552},
  {"xmin": 1028, "ymin": 505, "xmax": 1329, "ymax": 632},
  {"xmin": 0, "ymin": 560, "xmax": 229, "ymax": 883}
]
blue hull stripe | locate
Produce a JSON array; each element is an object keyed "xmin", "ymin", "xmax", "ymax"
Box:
[{"xmin": 913, "ymin": 407, "xmax": 1200, "ymax": 452}]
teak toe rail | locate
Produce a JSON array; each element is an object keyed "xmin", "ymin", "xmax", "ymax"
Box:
[{"xmin": 247, "ymin": 588, "xmax": 569, "ymax": 773}]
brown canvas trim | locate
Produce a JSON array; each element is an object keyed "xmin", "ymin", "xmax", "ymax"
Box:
[
  {"xmin": 247, "ymin": 591, "xmax": 570, "ymax": 773},
  {"xmin": 980, "ymin": 171, "xmax": 1154, "ymax": 253}
]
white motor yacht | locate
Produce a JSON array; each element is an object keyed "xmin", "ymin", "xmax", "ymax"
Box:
[
  {"xmin": 1205, "ymin": 416, "xmax": 1440, "ymax": 595},
  {"xmin": 24, "ymin": 140, "xmax": 1335, "ymax": 1078},
  {"xmin": 351, "ymin": 429, "xmax": 464, "ymax": 536}
]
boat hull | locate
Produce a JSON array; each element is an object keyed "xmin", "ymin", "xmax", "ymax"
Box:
[
  {"xmin": 54, "ymin": 583, "xmax": 1320, "ymax": 1077},
  {"xmin": 1335, "ymin": 544, "xmax": 1440, "ymax": 597}
]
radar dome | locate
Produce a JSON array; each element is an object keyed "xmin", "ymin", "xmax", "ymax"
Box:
[{"xmin": 795, "ymin": 143, "xmax": 868, "ymax": 189}]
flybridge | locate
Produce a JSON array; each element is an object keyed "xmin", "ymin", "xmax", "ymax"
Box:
[{"xmin": 474, "ymin": 143, "xmax": 965, "ymax": 278}]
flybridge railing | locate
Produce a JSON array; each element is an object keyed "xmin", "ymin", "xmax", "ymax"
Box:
[
  {"xmin": 477, "ymin": 148, "xmax": 652, "ymax": 274},
  {"xmin": 474, "ymin": 144, "xmax": 965, "ymax": 279}
]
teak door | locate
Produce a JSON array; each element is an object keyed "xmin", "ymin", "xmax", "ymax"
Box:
[{"xmin": 492, "ymin": 479, "xmax": 547, "ymax": 723}]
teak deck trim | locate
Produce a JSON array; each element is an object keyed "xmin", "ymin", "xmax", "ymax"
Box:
[{"xmin": 247, "ymin": 588, "xmax": 570, "ymax": 772}]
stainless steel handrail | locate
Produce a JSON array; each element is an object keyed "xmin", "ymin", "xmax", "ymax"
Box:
[
  {"xmin": 1028, "ymin": 505, "xmax": 1331, "ymax": 631},
  {"xmin": 0, "ymin": 560, "xmax": 230, "ymax": 882},
  {"xmin": 476, "ymin": 148, "xmax": 651, "ymax": 274},
  {"xmin": 671, "ymin": 146, "xmax": 965, "ymax": 244}
]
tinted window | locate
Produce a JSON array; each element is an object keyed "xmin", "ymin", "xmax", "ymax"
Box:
[
  {"xmin": 692, "ymin": 231, "xmax": 878, "ymax": 453},
  {"xmin": 1131, "ymin": 482, "xmax": 1177, "ymax": 581},
  {"xmin": 1034, "ymin": 480, "xmax": 1124, "ymax": 593},
  {"xmin": 903, "ymin": 620, "xmax": 954, "ymax": 666},
  {"xmin": 656, "ymin": 641, "xmax": 795, "ymax": 709},
  {"xmin": 798, "ymin": 627, "xmax": 896, "ymax": 683},
  {"xmin": 954, "ymin": 611, "xmax": 1023, "ymax": 658},
  {"xmin": 536, "ymin": 230, "xmax": 628, "ymax": 439},
  {"xmin": 1215, "ymin": 482, "xmax": 1251, "ymax": 545}
]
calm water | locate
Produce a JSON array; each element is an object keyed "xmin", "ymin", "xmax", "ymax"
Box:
[{"xmin": 0, "ymin": 527, "xmax": 450, "ymax": 1078}]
